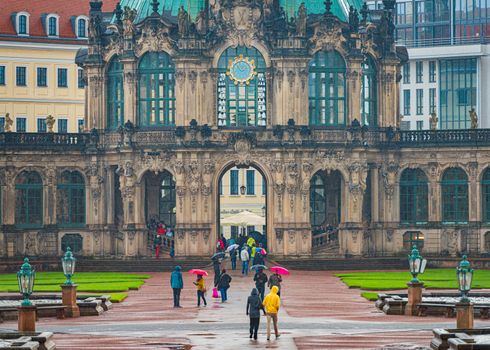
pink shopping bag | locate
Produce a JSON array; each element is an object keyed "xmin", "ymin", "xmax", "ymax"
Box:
[{"xmin": 212, "ymin": 287, "xmax": 220, "ymax": 298}]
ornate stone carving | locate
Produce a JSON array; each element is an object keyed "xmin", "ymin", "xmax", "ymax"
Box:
[
  {"xmin": 386, "ymin": 230, "xmax": 393, "ymax": 242},
  {"xmin": 288, "ymin": 230, "xmax": 295, "ymax": 245},
  {"xmin": 140, "ymin": 152, "xmax": 174, "ymax": 174},
  {"xmin": 381, "ymin": 161, "xmax": 400, "ymax": 199},
  {"xmin": 287, "ymin": 70, "xmax": 296, "ymax": 90}
]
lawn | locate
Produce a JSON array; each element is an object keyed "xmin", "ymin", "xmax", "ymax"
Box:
[
  {"xmin": 0, "ymin": 272, "xmax": 150, "ymax": 302},
  {"xmin": 336, "ymin": 269, "xmax": 490, "ymax": 291}
]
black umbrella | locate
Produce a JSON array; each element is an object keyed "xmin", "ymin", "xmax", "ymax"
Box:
[
  {"xmin": 211, "ymin": 252, "xmax": 226, "ymax": 260},
  {"xmin": 250, "ymin": 264, "xmax": 267, "ymax": 271}
]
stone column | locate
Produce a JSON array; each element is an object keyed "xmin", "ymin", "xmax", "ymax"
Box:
[
  {"xmin": 346, "ymin": 58, "xmax": 363, "ymax": 125},
  {"xmin": 456, "ymin": 301, "xmax": 474, "ymax": 329},
  {"xmin": 61, "ymin": 284, "xmax": 80, "ymax": 318},
  {"xmin": 378, "ymin": 60, "xmax": 399, "ymax": 127},
  {"xmin": 17, "ymin": 306, "xmax": 36, "ymax": 332},
  {"xmin": 86, "ymin": 64, "xmax": 105, "ymax": 129},
  {"xmin": 405, "ymin": 282, "xmax": 423, "ymax": 316},
  {"xmin": 122, "ymin": 58, "xmax": 137, "ymax": 125},
  {"xmin": 467, "ymin": 162, "xmax": 479, "ymax": 222}
]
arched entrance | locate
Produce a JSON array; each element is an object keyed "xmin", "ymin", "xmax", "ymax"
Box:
[
  {"xmin": 216, "ymin": 164, "xmax": 267, "ymax": 251},
  {"xmin": 310, "ymin": 170, "xmax": 344, "ymax": 254}
]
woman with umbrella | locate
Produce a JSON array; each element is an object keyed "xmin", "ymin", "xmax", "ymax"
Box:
[
  {"xmin": 190, "ymin": 269, "xmax": 208, "ymax": 307},
  {"xmin": 268, "ymin": 266, "xmax": 289, "ymax": 297}
]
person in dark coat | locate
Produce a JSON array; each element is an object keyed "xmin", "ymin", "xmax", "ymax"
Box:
[
  {"xmin": 212, "ymin": 258, "xmax": 221, "ymax": 286},
  {"xmin": 170, "ymin": 266, "xmax": 183, "ymax": 307},
  {"xmin": 246, "ymin": 288, "xmax": 266, "ymax": 340},
  {"xmin": 216, "ymin": 268, "xmax": 232, "ymax": 302},
  {"xmin": 268, "ymin": 273, "xmax": 282, "ymax": 297},
  {"xmin": 253, "ymin": 268, "xmax": 268, "ymax": 301},
  {"xmin": 230, "ymin": 248, "xmax": 237, "ymax": 270}
]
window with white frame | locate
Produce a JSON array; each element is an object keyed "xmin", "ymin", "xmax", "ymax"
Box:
[
  {"xmin": 46, "ymin": 14, "xmax": 59, "ymax": 37},
  {"xmin": 76, "ymin": 16, "xmax": 88, "ymax": 38},
  {"xmin": 16, "ymin": 12, "xmax": 30, "ymax": 35}
]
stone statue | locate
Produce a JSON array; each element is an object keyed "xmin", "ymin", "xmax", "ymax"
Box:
[
  {"xmin": 349, "ymin": 6, "xmax": 359, "ymax": 32},
  {"xmin": 296, "ymin": 2, "xmax": 307, "ymax": 37},
  {"xmin": 470, "ymin": 108, "xmax": 478, "ymax": 129},
  {"xmin": 195, "ymin": 8, "xmax": 207, "ymax": 35},
  {"xmin": 123, "ymin": 6, "xmax": 137, "ymax": 37},
  {"xmin": 88, "ymin": 15, "xmax": 102, "ymax": 39},
  {"xmin": 178, "ymin": 6, "xmax": 191, "ymax": 37},
  {"xmin": 430, "ymin": 112, "xmax": 438, "ymax": 130},
  {"xmin": 46, "ymin": 115, "xmax": 55, "ymax": 133},
  {"xmin": 4, "ymin": 113, "xmax": 13, "ymax": 132}
]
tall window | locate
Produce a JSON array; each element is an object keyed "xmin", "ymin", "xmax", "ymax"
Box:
[
  {"xmin": 403, "ymin": 89, "xmax": 411, "ymax": 115},
  {"xmin": 159, "ymin": 172, "xmax": 176, "ymax": 227},
  {"xmin": 18, "ymin": 15, "xmax": 28, "ymax": 35},
  {"xmin": 416, "ymin": 89, "xmax": 423, "ymax": 115},
  {"xmin": 416, "ymin": 61, "xmax": 423, "ymax": 83},
  {"xmin": 310, "ymin": 173, "xmax": 326, "ymax": 226},
  {"xmin": 0, "ymin": 66, "xmax": 5, "ymax": 85},
  {"xmin": 16, "ymin": 67, "xmax": 26, "ymax": 86},
  {"xmin": 77, "ymin": 119, "xmax": 84, "ymax": 133},
  {"xmin": 15, "ymin": 171, "xmax": 43, "ymax": 227},
  {"xmin": 16, "ymin": 117, "xmax": 26, "ymax": 132},
  {"xmin": 400, "ymin": 169, "xmax": 428, "ymax": 224},
  {"xmin": 57, "ymin": 171, "xmax": 85, "ymax": 227},
  {"xmin": 309, "ymin": 50, "xmax": 346, "ymax": 126},
  {"xmin": 48, "ymin": 17, "xmax": 57, "ymax": 36},
  {"xmin": 37, "ymin": 118, "xmax": 47, "ymax": 133},
  {"xmin": 441, "ymin": 168, "xmax": 468, "ymax": 224},
  {"xmin": 77, "ymin": 18, "xmax": 87, "ymax": 38},
  {"xmin": 361, "ymin": 56, "xmax": 377, "ymax": 126},
  {"xmin": 0, "ymin": 117, "xmax": 5, "ymax": 132},
  {"xmin": 230, "ymin": 170, "xmax": 239, "ymax": 195},
  {"xmin": 58, "ymin": 119, "xmax": 68, "ymax": 133},
  {"xmin": 77, "ymin": 69, "xmax": 85, "ymax": 88},
  {"xmin": 217, "ymin": 46, "xmax": 267, "ymax": 127},
  {"xmin": 37, "ymin": 67, "xmax": 47, "ymax": 87},
  {"xmin": 107, "ymin": 56, "xmax": 124, "ymax": 129},
  {"xmin": 138, "ymin": 52, "xmax": 175, "ymax": 127},
  {"xmin": 439, "ymin": 58, "xmax": 477, "ymax": 129},
  {"xmin": 429, "ymin": 88, "xmax": 436, "ymax": 113},
  {"xmin": 246, "ymin": 170, "xmax": 255, "ymax": 195},
  {"xmin": 403, "ymin": 63, "xmax": 410, "ymax": 83},
  {"xmin": 429, "ymin": 61, "xmax": 436, "ymax": 82},
  {"xmin": 58, "ymin": 68, "xmax": 68, "ymax": 87},
  {"xmin": 482, "ymin": 168, "xmax": 490, "ymax": 222}
]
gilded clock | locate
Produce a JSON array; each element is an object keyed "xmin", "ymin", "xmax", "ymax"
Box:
[{"xmin": 226, "ymin": 54, "xmax": 257, "ymax": 85}]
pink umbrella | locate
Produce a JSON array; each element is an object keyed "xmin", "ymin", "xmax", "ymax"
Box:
[
  {"xmin": 270, "ymin": 266, "xmax": 289, "ymax": 275},
  {"xmin": 189, "ymin": 269, "xmax": 208, "ymax": 276},
  {"xmin": 260, "ymin": 248, "xmax": 267, "ymax": 255}
]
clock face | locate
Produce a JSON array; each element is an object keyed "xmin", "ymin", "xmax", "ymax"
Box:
[{"xmin": 227, "ymin": 55, "xmax": 257, "ymax": 85}]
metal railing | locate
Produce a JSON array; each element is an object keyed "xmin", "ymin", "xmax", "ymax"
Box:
[{"xmin": 0, "ymin": 132, "xmax": 90, "ymax": 149}]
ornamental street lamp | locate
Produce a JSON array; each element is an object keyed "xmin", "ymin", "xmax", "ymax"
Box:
[
  {"xmin": 457, "ymin": 255, "xmax": 473, "ymax": 303},
  {"xmin": 62, "ymin": 247, "xmax": 76, "ymax": 285},
  {"xmin": 240, "ymin": 185, "xmax": 246, "ymax": 195},
  {"xmin": 17, "ymin": 257, "xmax": 35, "ymax": 307},
  {"xmin": 408, "ymin": 244, "xmax": 427, "ymax": 283}
]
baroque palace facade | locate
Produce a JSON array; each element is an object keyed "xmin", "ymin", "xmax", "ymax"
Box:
[{"xmin": 1, "ymin": 0, "xmax": 489, "ymax": 259}]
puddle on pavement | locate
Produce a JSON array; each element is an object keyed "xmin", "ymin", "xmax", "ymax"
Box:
[
  {"xmin": 188, "ymin": 333, "xmax": 217, "ymax": 336},
  {"xmin": 198, "ymin": 320, "xmax": 218, "ymax": 322}
]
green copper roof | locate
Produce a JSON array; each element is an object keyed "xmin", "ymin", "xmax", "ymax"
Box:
[{"xmin": 114, "ymin": 0, "xmax": 362, "ymax": 24}]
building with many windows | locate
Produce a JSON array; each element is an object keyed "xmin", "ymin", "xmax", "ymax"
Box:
[
  {"xmin": 3, "ymin": 0, "xmax": 490, "ymax": 260},
  {"xmin": 0, "ymin": 0, "xmax": 117, "ymax": 133},
  {"xmin": 386, "ymin": 0, "xmax": 490, "ymax": 130}
]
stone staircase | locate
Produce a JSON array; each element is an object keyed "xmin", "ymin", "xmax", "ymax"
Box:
[
  {"xmin": 76, "ymin": 257, "xmax": 210, "ymax": 272},
  {"xmin": 274, "ymin": 257, "xmax": 407, "ymax": 270}
]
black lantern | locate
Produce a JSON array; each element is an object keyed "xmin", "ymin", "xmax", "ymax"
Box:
[
  {"xmin": 240, "ymin": 185, "xmax": 246, "ymax": 195},
  {"xmin": 408, "ymin": 244, "xmax": 427, "ymax": 283},
  {"xmin": 457, "ymin": 255, "xmax": 473, "ymax": 302},
  {"xmin": 62, "ymin": 247, "xmax": 76, "ymax": 285},
  {"xmin": 17, "ymin": 257, "xmax": 35, "ymax": 306}
]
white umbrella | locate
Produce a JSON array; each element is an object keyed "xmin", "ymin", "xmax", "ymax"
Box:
[
  {"xmin": 220, "ymin": 210, "xmax": 265, "ymax": 226},
  {"xmin": 226, "ymin": 244, "xmax": 239, "ymax": 252}
]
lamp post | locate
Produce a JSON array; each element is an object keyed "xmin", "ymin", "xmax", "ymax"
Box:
[
  {"xmin": 405, "ymin": 244, "xmax": 427, "ymax": 316},
  {"xmin": 61, "ymin": 247, "xmax": 80, "ymax": 318},
  {"xmin": 456, "ymin": 255, "xmax": 474, "ymax": 329},
  {"xmin": 17, "ymin": 257, "xmax": 36, "ymax": 333}
]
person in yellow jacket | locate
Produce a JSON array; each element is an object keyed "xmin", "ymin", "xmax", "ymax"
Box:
[
  {"xmin": 193, "ymin": 275, "xmax": 207, "ymax": 307},
  {"xmin": 262, "ymin": 285, "xmax": 280, "ymax": 340}
]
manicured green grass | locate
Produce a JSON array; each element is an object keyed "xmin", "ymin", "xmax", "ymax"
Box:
[
  {"xmin": 361, "ymin": 292, "xmax": 379, "ymax": 301},
  {"xmin": 336, "ymin": 269, "xmax": 490, "ymax": 291},
  {"xmin": 0, "ymin": 272, "xmax": 149, "ymax": 301}
]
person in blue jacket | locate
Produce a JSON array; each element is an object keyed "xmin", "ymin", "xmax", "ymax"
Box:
[{"xmin": 170, "ymin": 265, "xmax": 183, "ymax": 307}]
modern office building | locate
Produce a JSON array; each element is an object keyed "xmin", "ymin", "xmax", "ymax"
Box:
[
  {"xmin": 0, "ymin": 0, "xmax": 118, "ymax": 133},
  {"xmin": 383, "ymin": 0, "xmax": 490, "ymax": 130}
]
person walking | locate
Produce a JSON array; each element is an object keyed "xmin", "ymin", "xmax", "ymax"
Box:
[
  {"xmin": 240, "ymin": 247, "xmax": 250, "ymax": 276},
  {"xmin": 268, "ymin": 272, "xmax": 282, "ymax": 297},
  {"xmin": 213, "ymin": 258, "xmax": 221, "ymax": 286},
  {"xmin": 153, "ymin": 234, "xmax": 162, "ymax": 259},
  {"xmin": 193, "ymin": 274, "xmax": 207, "ymax": 307},
  {"xmin": 253, "ymin": 268, "xmax": 268, "ymax": 301},
  {"xmin": 263, "ymin": 286, "xmax": 280, "ymax": 341},
  {"xmin": 250, "ymin": 243, "xmax": 257, "ymax": 265},
  {"xmin": 170, "ymin": 266, "xmax": 183, "ymax": 307},
  {"xmin": 216, "ymin": 269, "xmax": 232, "ymax": 303},
  {"xmin": 230, "ymin": 248, "xmax": 237, "ymax": 271},
  {"xmin": 246, "ymin": 288, "xmax": 266, "ymax": 340}
]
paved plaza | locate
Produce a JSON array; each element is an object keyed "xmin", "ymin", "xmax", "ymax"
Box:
[{"xmin": 2, "ymin": 263, "xmax": 489, "ymax": 349}]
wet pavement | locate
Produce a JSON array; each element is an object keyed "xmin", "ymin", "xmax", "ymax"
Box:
[{"xmin": 1, "ymin": 263, "xmax": 489, "ymax": 349}]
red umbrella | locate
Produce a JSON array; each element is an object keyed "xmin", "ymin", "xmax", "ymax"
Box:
[
  {"xmin": 189, "ymin": 269, "xmax": 208, "ymax": 276},
  {"xmin": 270, "ymin": 266, "xmax": 289, "ymax": 275}
]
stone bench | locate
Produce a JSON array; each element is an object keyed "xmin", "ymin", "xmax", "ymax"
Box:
[
  {"xmin": 417, "ymin": 303, "xmax": 456, "ymax": 318},
  {"xmin": 0, "ymin": 332, "xmax": 55, "ymax": 350},
  {"xmin": 77, "ymin": 299, "xmax": 104, "ymax": 316},
  {"xmin": 36, "ymin": 305, "xmax": 66, "ymax": 320}
]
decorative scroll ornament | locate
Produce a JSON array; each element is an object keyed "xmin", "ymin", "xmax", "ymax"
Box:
[{"xmin": 226, "ymin": 55, "xmax": 257, "ymax": 85}]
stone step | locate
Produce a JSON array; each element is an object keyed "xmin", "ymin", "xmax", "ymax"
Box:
[{"xmin": 275, "ymin": 257, "xmax": 407, "ymax": 270}]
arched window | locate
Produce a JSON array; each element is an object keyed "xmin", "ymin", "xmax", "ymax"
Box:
[
  {"xmin": 77, "ymin": 18, "xmax": 87, "ymax": 38},
  {"xmin": 15, "ymin": 171, "xmax": 43, "ymax": 227},
  {"xmin": 441, "ymin": 168, "xmax": 468, "ymax": 224},
  {"xmin": 138, "ymin": 52, "xmax": 176, "ymax": 127},
  {"xmin": 18, "ymin": 14, "xmax": 28, "ymax": 35},
  {"xmin": 57, "ymin": 171, "xmax": 85, "ymax": 227},
  {"xmin": 482, "ymin": 168, "xmax": 490, "ymax": 222},
  {"xmin": 361, "ymin": 56, "xmax": 377, "ymax": 126},
  {"xmin": 400, "ymin": 169, "xmax": 428, "ymax": 224},
  {"xmin": 107, "ymin": 56, "xmax": 124, "ymax": 129},
  {"xmin": 403, "ymin": 231, "xmax": 424, "ymax": 250},
  {"xmin": 217, "ymin": 46, "xmax": 267, "ymax": 127},
  {"xmin": 309, "ymin": 50, "xmax": 347, "ymax": 126},
  {"xmin": 159, "ymin": 172, "xmax": 176, "ymax": 227},
  {"xmin": 310, "ymin": 173, "xmax": 326, "ymax": 226},
  {"xmin": 47, "ymin": 16, "xmax": 58, "ymax": 36}
]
